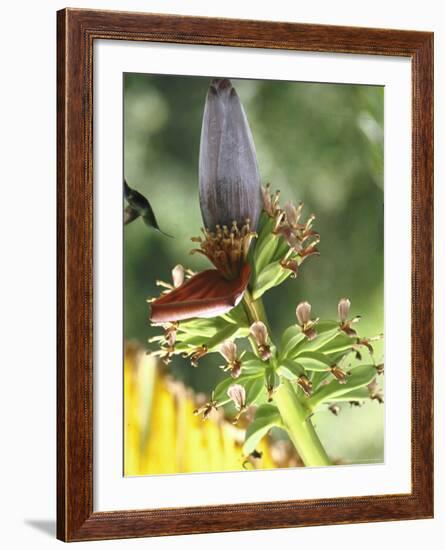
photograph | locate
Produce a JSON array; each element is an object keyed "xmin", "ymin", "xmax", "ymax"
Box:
[{"xmin": 123, "ymin": 74, "xmax": 385, "ymax": 476}]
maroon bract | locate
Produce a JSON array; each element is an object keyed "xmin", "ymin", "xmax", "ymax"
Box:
[{"xmin": 150, "ymin": 263, "xmax": 251, "ymax": 323}]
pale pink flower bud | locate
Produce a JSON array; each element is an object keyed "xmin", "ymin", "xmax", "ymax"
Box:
[
  {"xmin": 227, "ymin": 384, "xmax": 246, "ymax": 410},
  {"xmin": 337, "ymin": 298, "xmax": 351, "ymax": 323},
  {"xmin": 219, "ymin": 340, "xmax": 242, "ymax": 378},
  {"xmin": 171, "ymin": 264, "xmax": 185, "ymax": 288},
  {"xmin": 250, "ymin": 321, "xmax": 268, "ymax": 346},
  {"xmin": 337, "ymin": 298, "xmax": 360, "ymax": 336},
  {"xmin": 296, "ymin": 301, "xmax": 312, "ymax": 325},
  {"xmin": 296, "ymin": 301, "xmax": 318, "ymax": 340},
  {"xmin": 249, "ymin": 321, "xmax": 272, "ymax": 360},
  {"xmin": 219, "ymin": 340, "xmax": 238, "ymax": 363}
]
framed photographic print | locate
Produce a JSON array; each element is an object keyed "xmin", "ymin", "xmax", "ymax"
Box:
[{"xmin": 57, "ymin": 8, "xmax": 434, "ymax": 542}]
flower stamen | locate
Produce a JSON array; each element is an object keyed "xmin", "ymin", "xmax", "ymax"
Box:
[{"xmin": 191, "ymin": 220, "xmax": 256, "ymax": 280}]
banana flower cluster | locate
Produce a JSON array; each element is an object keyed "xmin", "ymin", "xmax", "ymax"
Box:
[
  {"xmin": 142, "ymin": 79, "xmax": 384, "ymax": 460},
  {"xmin": 150, "ymin": 78, "xmax": 261, "ymax": 324}
]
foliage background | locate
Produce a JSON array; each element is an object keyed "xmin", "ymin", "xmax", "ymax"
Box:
[{"xmin": 124, "ymin": 74, "xmax": 384, "ymax": 465}]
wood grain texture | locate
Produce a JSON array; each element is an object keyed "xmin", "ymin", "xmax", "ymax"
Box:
[{"xmin": 57, "ymin": 8, "xmax": 434, "ymax": 542}]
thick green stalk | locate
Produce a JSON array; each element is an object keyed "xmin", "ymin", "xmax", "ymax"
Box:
[
  {"xmin": 242, "ymin": 290, "xmax": 269, "ymax": 330},
  {"xmin": 274, "ymin": 380, "xmax": 331, "ymax": 466},
  {"xmin": 242, "ymin": 290, "xmax": 332, "ymax": 467}
]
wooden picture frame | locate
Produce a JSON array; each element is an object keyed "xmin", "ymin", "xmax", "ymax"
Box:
[{"xmin": 57, "ymin": 8, "xmax": 434, "ymax": 542}]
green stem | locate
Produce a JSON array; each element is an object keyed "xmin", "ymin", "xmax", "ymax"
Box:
[
  {"xmin": 242, "ymin": 289, "xmax": 269, "ymax": 329},
  {"xmin": 274, "ymin": 380, "xmax": 331, "ymax": 466},
  {"xmin": 242, "ymin": 291, "xmax": 332, "ymax": 467}
]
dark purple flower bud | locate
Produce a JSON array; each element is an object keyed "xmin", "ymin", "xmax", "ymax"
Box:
[{"xmin": 199, "ymin": 78, "xmax": 261, "ymax": 231}]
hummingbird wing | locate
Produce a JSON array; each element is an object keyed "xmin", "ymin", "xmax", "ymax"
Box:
[{"xmin": 124, "ymin": 180, "xmax": 172, "ymax": 237}]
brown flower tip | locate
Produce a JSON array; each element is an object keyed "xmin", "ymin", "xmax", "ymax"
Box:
[
  {"xmin": 375, "ymin": 363, "xmax": 384, "ymax": 375},
  {"xmin": 242, "ymin": 449, "xmax": 264, "ymax": 470},
  {"xmin": 368, "ymin": 378, "xmax": 384, "ymax": 403},
  {"xmin": 261, "ymin": 184, "xmax": 282, "ymax": 218},
  {"xmin": 191, "ymin": 221, "xmax": 256, "ymax": 281},
  {"xmin": 266, "ymin": 369, "xmax": 279, "ymax": 402},
  {"xmin": 354, "ymin": 334, "xmax": 383, "ymax": 356},
  {"xmin": 297, "ymin": 375, "xmax": 313, "ymax": 397},
  {"xmin": 330, "ymin": 365, "xmax": 348, "ymax": 384},
  {"xmin": 147, "ymin": 321, "xmax": 179, "ymax": 363},
  {"xmin": 280, "ymin": 258, "xmax": 299, "ymax": 278},
  {"xmin": 260, "ymin": 186, "xmax": 320, "ymax": 282},
  {"xmin": 337, "ymin": 298, "xmax": 361, "ymax": 336},
  {"xmin": 164, "ymin": 322, "xmax": 178, "ymax": 346},
  {"xmin": 190, "ymin": 346, "xmax": 208, "ymax": 367},
  {"xmin": 194, "ymin": 399, "xmax": 218, "ymax": 420},
  {"xmin": 274, "ymin": 201, "xmax": 320, "ymax": 259},
  {"xmin": 219, "ymin": 340, "xmax": 242, "ymax": 378},
  {"xmin": 295, "ymin": 301, "xmax": 319, "ymax": 340},
  {"xmin": 249, "ymin": 321, "xmax": 272, "ymax": 360},
  {"xmin": 329, "ymin": 404, "xmax": 341, "ymax": 416},
  {"xmin": 284, "ymin": 201, "xmax": 304, "ymax": 228}
]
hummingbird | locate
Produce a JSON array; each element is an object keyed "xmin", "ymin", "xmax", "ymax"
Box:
[{"xmin": 123, "ymin": 180, "xmax": 171, "ymax": 237}]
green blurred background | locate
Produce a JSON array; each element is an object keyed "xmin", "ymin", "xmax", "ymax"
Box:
[{"xmin": 124, "ymin": 74, "xmax": 384, "ymax": 464}]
